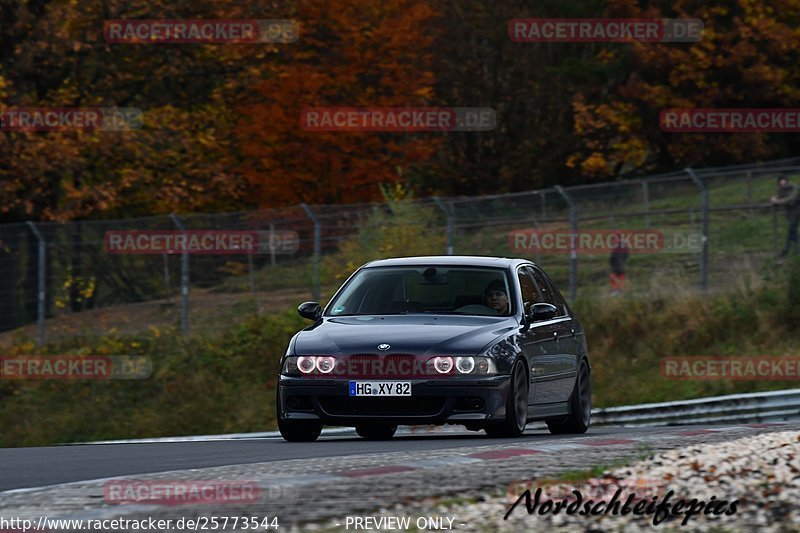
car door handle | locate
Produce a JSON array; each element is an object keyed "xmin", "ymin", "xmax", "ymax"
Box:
[{"xmin": 554, "ymin": 330, "xmax": 574, "ymax": 342}]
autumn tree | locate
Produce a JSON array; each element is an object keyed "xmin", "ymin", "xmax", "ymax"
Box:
[
  {"xmin": 237, "ymin": 0, "xmax": 441, "ymax": 207},
  {"xmin": 568, "ymin": 0, "xmax": 800, "ymax": 179},
  {"xmin": 0, "ymin": 0, "xmax": 280, "ymax": 322}
]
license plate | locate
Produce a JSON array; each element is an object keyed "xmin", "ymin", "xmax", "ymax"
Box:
[{"xmin": 348, "ymin": 381, "xmax": 411, "ymax": 397}]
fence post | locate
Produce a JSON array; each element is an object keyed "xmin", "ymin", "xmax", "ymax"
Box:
[
  {"xmin": 433, "ymin": 197, "xmax": 455, "ymax": 255},
  {"xmin": 554, "ymin": 186, "xmax": 578, "ymax": 301},
  {"xmin": 773, "ymin": 205, "xmax": 779, "ymax": 254},
  {"xmin": 532, "ymin": 218, "xmax": 542, "ymax": 265},
  {"xmin": 301, "ymin": 203, "xmax": 321, "ymax": 300},
  {"xmin": 26, "ymin": 221, "xmax": 46, "ymax": 346},
  {"xmin": 248, "ymin": 251, "xmax": 255, "ymax": 298},
  {"xmin": 540, "ymin": 191, "xmax": 546, "ymax": 221},
  {"xmin": 641, "ymin": 180, "xmax": 651, "ymax": 228},
  {"xmin": 685, "ymin": 168, "xmax": 709, "ymax": 291},
  {"xmin": 163, "ymin": 253, "xmax": 171, "ymax": 304},
  {"xmin": 269, "ymin": 222, "xmax": 277, "ymax": 266},
  {"xmin": 169, "ymin": 214, "xmax": 190, "ymax": 335}
]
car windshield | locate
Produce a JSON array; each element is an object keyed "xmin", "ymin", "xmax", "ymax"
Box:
[{"xmin": 325, "ymin": 266, "xmax": 514, "ymax": 317}]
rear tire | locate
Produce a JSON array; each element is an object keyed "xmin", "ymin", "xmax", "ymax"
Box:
[
  {"xmin": 277, "ymin": 389, "xmax": 322, "ymax": 442},
  {"xmin": 547, "ymin": 358, "xmax": 591, "ymax": 435},
  {"xmin": 355, "ymin": 423, "xmax": 397, "ymax": 440},
  {"xmin": 485, "ymin": 360, "xmax": 528, "ymax": 438}
]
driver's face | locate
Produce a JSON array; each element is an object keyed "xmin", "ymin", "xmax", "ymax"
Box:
[{"xmin": 485, "ymin": 290, "xmax": 508, "ymax": 313}]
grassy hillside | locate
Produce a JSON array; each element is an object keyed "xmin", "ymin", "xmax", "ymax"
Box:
[
  {"xmin": 575, "ymin": 259, "xmax": 800, "ymax": 405},
  {"xmin": 2, "ymin": 258, "xmax": 799, "ymax": 447},
  {"xmin": 2, "ymin": 188, "xmax": 799, "ymax": 447},
  {"xmin": 0, "ymin": 310, "xmax": 305, "ymax": 447}
]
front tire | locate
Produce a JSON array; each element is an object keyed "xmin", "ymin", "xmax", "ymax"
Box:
[
  {"xmin": 485, "ymin": 359, "xmax": 528, "ymax": 438},
  {"xmin": 547, "ymin": 358, "xmax": 591, "ymax": 434},
  {"xmin": 355, "ymin": 423, "xmax": 397, "ymax": 440},
  {"xmin": 277, "ymin": 389, "xmax": 322, "ymax": 442},
  {"xmin": 278, "ymin": 419, "xmax": 323, "ymax": 442}
]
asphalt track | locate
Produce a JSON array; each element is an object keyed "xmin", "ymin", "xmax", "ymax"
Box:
[
  {"xmin": 2, "ymin": 426, "xmax": 658, "ymax": 492},
  {"xmin": 2, "ymin": 422, "xmax": 796, "ymax": 530}
]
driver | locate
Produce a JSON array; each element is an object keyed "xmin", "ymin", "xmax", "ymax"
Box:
[{"xmin": 484, "ymin": 279, "xmax": 509, "ymax": 314}]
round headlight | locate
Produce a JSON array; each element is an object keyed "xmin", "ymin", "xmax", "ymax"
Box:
[
  {"xmin": 475, "ymin": 358, "xmax": 490, "ymax": 373},
  {"xmin": 297, "ymin": 356, "xmax": 316, "ymax": 374},
  {"xmin": 456, "ymin": 356, "xmax": 475, "ymax": 374},
  {"xmin": 316, "ymin": 356, "xmax": 336, "ymax": 373},
  {"xmin": 433, "ymin": 356, "xmax": 453, "ymax": 374}
]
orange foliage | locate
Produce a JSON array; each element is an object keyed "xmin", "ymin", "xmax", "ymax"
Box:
[
  {"xmin": 569, "ymin": 0, "xmax": 800, "ymax": 179},
  {"xmin": 237, "ymin": 0, "xmax": 441, "ymax": 207}
]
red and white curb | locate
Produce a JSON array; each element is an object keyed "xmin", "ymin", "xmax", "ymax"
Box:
[
  {"xmin": 0, "ymin": 423, "xmax": 786, "ymax": 528},
  {"xmin": 10, "ymin": 423, "xmax": 781, "ymax": 501},
  {"xmin": 324, "ymin": 424, "xmax": 782, "ymax": 479},
  {"xmin": 40, "ymin": 425, "xmax": 773, "ymax": 499}
]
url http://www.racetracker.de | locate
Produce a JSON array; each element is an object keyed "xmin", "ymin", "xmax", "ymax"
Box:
[{"xmin": 0, "ymin": 515, "xmax": 280, "ymax": 532}]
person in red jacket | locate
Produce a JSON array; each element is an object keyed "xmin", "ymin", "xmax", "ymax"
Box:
[{"xmin": 609, "ymin": 232, "xmax": 630, "ymax": 295}]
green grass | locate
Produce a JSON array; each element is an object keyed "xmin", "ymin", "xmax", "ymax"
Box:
[
  {"xmin": 203, "ymin": 173, "xmax": 793, "ymax": 308},
  {"xmin": 212, "ymin": 256, "xmax": 317, "ymax": 293},
  {"xmin": 545, "ymin": 442, "xmax": 654, "ymax": 485},
  {"xmin": 2, "ymin": 260, "xmax": 800, "ymax": 447},
  {"xmin": 0, "ymin": 310, "xmax": 306, "ymax": 447},
  {"xmin": 554, "ymin": 463, "xmax": 625, "ymax": 485},
  {"xmin": 574, "ymin": 260, "xmax": 800, "ymax": 406},
  {"xmin": 3, "ymin": 187, "xmax": 800, "ymax": 447}
]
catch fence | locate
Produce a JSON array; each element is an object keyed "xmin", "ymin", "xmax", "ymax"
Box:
[{"xmin": 1, "ymin": 157, "xmax": 798, "ymax": 343}]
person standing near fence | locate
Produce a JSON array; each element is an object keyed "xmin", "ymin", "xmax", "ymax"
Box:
[
  {"xmin": 609, "ymin": 232, "xmax": 629, "ymax": 295},
  {"xmin": 771, "ymin": 174, "xmax": 800, "ymax": 257}
]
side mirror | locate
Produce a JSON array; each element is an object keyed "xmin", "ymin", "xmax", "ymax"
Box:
[
  {"xmin": 529, "ymin": 302, "xmax": 557, "ymax": 322},
  {"xmin": 298, "ymin": 301, "xmax": 322, "ymax": 321}
]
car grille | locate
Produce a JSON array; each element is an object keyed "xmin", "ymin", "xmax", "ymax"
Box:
[
  {"xmin": 338, "ymin": 354, "xmax": 425, "ymax": 379},
  {"xmin": 318, "ymin": 396, "xmax": 446, "ymax": 417}
]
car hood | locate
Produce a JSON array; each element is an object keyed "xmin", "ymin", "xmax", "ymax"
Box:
[{"xmin": 294, "ymin": 315, "xmax": 518, "ymax": 356}]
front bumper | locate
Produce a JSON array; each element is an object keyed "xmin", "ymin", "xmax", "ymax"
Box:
[{"xmin": 278, "ymin": 374, "xmax": 511, "ymax": 426}]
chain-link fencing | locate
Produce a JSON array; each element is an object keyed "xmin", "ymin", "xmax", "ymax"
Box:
[{"xmin": 1, "ymin": 157, "xmax": 798, "ymax": 344}]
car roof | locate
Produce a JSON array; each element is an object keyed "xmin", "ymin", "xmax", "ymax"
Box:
[{"xmin": 362, "ymin": 255, "xmax": 532, "ymax": 269}]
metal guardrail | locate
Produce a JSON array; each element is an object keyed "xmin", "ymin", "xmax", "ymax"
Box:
[
  {"xmin": 62, "ymin": 390, "xmax": 800, "ymax": 445},
  {"xmin": 592, "ymin": 388, "xmax": 800, "ymax": 426}
]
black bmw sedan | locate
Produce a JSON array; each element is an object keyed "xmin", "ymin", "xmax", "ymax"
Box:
[{"xmin": 276, "ymin": 256, "xmax": 591, "ymax": 442}]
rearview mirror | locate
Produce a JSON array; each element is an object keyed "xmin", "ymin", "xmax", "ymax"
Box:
[
  {"xmin": 529, "ymin": 302, "xmax": 557, "ymax": 322},
  {"xmin": 298, "ymin": 301, "xmax": 322, "ymax": 321}
]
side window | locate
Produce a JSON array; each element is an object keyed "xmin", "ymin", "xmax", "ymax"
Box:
[
  {"xmin": 529, "ymin": 267, "xmax": 564, "ymax": 316},
  {"xmin": 550, "ymin": 281, "xmax": 569, "ymax": 316},
  {"xmin": 517, "ymin": 268, "xmax": 538, "ymax": 314}
]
